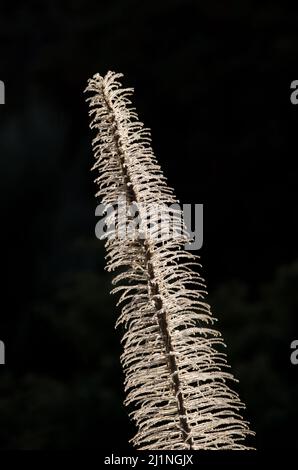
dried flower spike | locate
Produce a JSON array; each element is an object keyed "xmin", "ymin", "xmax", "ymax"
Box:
[{"xmin": 85, "ymin": 71, "xmax": 254, "ymax": 450}]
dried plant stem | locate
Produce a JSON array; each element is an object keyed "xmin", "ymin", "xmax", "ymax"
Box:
[
  {"xmin": 101, "ymin": 80, "xmax": 193, "ymax": 447},
  {"xmin": 147, "ymin": 254, "xmax": 194, "ymax": 448},
  {"xmin": 85, "ymin": 71, "xmax": 254, "ymax": 450}
]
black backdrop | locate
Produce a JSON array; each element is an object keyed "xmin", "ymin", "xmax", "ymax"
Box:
[{"xmin": 0, "ymin": 0, "xmax": 297, "ymax": 451}]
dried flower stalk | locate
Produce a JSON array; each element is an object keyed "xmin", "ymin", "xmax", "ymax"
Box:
[{"xmin": 85, "ymin": 71, "xmax": 254, "ymax": 450}]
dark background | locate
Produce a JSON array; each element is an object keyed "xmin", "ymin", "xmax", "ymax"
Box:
[{"xmin": 0, "ymin": 0, "xmax": 297, "ymax": 451}]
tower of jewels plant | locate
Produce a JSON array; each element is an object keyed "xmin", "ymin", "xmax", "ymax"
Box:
[{"xmin": 85, "ymin": 71, "xmax": 254, "ymax": 450}]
